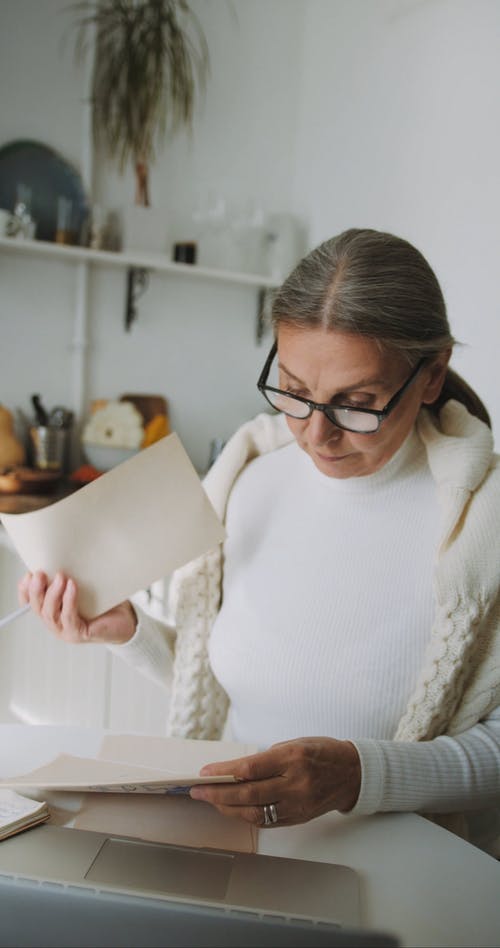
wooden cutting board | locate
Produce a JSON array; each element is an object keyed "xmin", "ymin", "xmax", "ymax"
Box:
[{"xmin": 119, "ymin": 393, "xmax": 168, "ymax": 425}]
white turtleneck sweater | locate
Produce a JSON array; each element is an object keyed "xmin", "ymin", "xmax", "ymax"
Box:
[
  {"xmin": 210, "ymin": 429, "xmax": 440, "ymax": 744},
  {"xmin": 208, "ymin": 428, "xmax": 500, "ymax": 850}
]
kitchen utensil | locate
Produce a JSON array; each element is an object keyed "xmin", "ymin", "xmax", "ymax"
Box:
[
  {"xmin": 48, "ymin": 406, "xmax": 73, "ymax": 429},
  {"xmin": 31, "ymin": 394, "xmax": 49, "ymax": 427}
]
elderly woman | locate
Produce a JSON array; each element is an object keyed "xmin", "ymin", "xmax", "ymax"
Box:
[{"xmin": 20, "ymin": 228, "xmax": 500, "ymax": 854}]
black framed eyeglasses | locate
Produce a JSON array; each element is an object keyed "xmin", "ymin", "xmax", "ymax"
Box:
[{"xmin": 257, "ymin": 342, "xmax": 425, "ymax": 434}]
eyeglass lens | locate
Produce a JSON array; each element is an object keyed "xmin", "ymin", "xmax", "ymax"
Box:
[{"xmin": 263, "ymin": 389, "xmax": 379, "ymax": 432}]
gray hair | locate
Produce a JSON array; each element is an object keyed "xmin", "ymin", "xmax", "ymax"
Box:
[{"xmin": 271, "ymin": 228, "xmax": 491, "ymax": 427}]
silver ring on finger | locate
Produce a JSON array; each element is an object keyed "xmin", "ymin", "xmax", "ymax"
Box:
[{"xmin": 263, "ymin": 803, "xmax": 278, "ymax": 826}]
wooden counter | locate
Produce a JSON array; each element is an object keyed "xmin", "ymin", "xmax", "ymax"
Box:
[{"xmin": 0, "ymin": 481, "xmax": 79, "ymax": 515}]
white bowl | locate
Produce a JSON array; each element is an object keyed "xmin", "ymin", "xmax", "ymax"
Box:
[{"xmin": 82, "ymin": 442, "xmax": 139, "ymax": 471}]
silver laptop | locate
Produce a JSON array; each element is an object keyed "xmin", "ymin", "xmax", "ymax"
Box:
[{"xmin": 0, "ymin": 824, "xmax": 401, "ymax": 947}]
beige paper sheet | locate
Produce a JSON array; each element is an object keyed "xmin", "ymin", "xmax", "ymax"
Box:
[
  {"xmin": 97, "ymin": 734, "xmax": 256, "ymax": 774},
  {"xmin": 0, "ymin": 753, "xmax": 237, "ymax": 792},
  {"xmin": 0, "ymin": 433, "xmax": 225, "ymax": 618},
  {"xmin": 74, "ymin": 734, "xmax": 258, "ymax": 853}
]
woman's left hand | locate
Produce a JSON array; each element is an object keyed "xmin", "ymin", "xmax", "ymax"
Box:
[{"xmin": 189, "ymin": 737, "xmax": 361, "ymax": 827}]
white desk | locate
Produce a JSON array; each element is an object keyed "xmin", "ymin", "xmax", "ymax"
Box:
[{"xmin": 1, "ymin": 725, "xmax": 499, "ymax": 948}]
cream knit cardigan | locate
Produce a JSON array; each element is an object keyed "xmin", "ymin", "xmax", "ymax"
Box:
[{"xmin": 164, "ymin": 401, "xmax": 500, "ymax": 750}]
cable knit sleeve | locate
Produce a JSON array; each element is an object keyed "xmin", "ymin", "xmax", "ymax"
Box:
[{"xmin": 106, "ymin": 603, "xmax": 176, "ymax": 691}]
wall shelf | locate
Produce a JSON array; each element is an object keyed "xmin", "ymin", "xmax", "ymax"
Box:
[
  {"xmin": 0, "ymin": 235, "xmax": 279, "ymax": 285},
  {"xmin": 0, "ymin": 235, "xmax": 277, "ymax": 338}
]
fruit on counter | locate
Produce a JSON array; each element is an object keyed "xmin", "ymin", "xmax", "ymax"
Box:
[
  {"xmin": 141, "ymin": 413, "xmax": 170, "ymax": 447},
  {"xmin": 0, "ymin": 467, "xmax": 23, "ymax": 493},
  {"xmin": 0, "ymin": 465, "xmax": 61, "ymax": 494},
  {"xmin": 69, "ymin": 464, "xmax": 103, "ymax": 484},
  {"xmin": 0, "ymin": 404, "xmax": 26, "ymax": 469},
  {"xmin": 89, "ymin": 398, "xmax": 109, "ymax": 415}
]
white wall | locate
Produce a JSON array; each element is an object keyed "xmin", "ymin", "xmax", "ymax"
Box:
[
  {"xmin": 293, "ymin": 0, "xmax": 500, "ymax": 438},
  {"xmin": 1, "ymin": 0, "xmax": 499, "ymax": 466}
]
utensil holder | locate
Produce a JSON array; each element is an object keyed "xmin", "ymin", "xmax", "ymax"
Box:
[{"xmin": 30, "ymin": 426, "xmax": 69, "ymax": 472}]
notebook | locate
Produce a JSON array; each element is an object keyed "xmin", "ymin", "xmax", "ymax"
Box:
[
  {"xmin": 0, "ymin": 824, "xmax": 401, "ymax": 947},
  {"xmin": 0, "ymin": 789, "xmax": 49, "ymax": 840}
]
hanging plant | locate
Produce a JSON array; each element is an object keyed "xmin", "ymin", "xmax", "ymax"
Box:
[{"xmin": 71, "ymin": 0, "xmax": 210, "ymax": 206}]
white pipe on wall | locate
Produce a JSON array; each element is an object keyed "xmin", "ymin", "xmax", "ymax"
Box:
[
  {"xmin": 69, "ymin": 261, "xmax": 89, "ymax": 468},
  {"xmin": 69, "ymin": 22, "xmax": 95, "ymax": 467}
]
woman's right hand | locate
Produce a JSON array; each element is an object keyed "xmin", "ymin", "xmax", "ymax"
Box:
[{"xmin": 18, "ymin": 570, "xmax": 137, "ymax": 646}]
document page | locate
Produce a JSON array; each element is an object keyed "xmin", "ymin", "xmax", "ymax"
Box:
[
  {"xmin": 0, "ymin": 735, "xmax": 259, "ymax": 854},
  {"xmin": 0, "ymin": 434, "xmax": 225, "ymax": 618},
  {"xmin": 0, "ymin": 753, "xmax": 236, "ymax": 792},
  {"xmin": 74, "ymin": 734, "xmax": 258, "ymax": 853}
]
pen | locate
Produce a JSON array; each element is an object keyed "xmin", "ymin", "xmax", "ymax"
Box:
[{"xmin": 0, "ymin": 603, "xmax": 31, "ymax": 630}]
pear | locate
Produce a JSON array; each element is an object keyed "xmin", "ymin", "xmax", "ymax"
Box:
[{"xmin": 0, "ymin": 404, "xmax": 26, "ymax": 469}]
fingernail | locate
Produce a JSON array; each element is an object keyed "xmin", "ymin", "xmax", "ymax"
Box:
[{"xmin": 190, "ymin": 787, "xmax": 205, "ymax": 800}]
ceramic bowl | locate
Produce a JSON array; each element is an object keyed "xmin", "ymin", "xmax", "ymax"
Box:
[{"xmin": 82, "ymin": 443, "xmax": 139, "ymax": 472}]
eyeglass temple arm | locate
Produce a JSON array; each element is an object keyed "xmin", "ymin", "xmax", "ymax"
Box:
[
  {"xmin": 379, "ymin": 358, "xmax": 426, "ymax": 417},
  {"xmin": 257, "ymin": 341, "xmax": 278, "ymax": 389}
]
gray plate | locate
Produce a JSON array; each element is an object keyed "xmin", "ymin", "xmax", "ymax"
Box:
[{"xmin": 0, "ymin": 138, "xmax": 89, "ymax": 242}]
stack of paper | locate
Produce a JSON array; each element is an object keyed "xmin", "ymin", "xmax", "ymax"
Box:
[
  {"xmin": 0, "ymin": 789, "xmax": 49, "ymax": 841},
  {"xmin": 0, "ymin": 735, "xmax": 259, "ymax": 853},
  {"xmin": 0, "ymin": 752, "xmax": 236, "ymax": 794}
]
